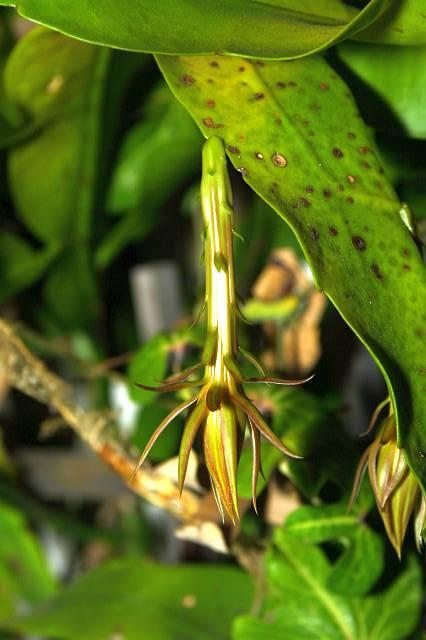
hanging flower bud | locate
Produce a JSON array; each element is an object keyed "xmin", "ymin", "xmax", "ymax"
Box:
[
  {"xmin": 131, "ymin": 136, "xmax": 312, "ymax": 522},
  {"xmin": 351, "ymin": 405, "xmax": 426, "ymax": 557}
]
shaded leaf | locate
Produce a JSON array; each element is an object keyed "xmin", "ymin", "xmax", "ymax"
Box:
[
  {"xmin": 157, "ymin": 53, "xmax": 426, "ymax": 493},
  {"xmin": 358, "ymin": 0, "xmax": 426, "ymax": 46},
  {"xmin": 0, "ymin": 502, "xmax": 56, "ymax": 623},
  {"xmin": 107, "ymin": 83, "xmax": 201, "ymax": 213},
  {"xmin": 4, "ymin": 558, "xmax": 252, "ymax": 640},
  {"xmin": 238, "ymin": 388, "xmax": 327, "ymax": 499},
  {"xmin": 4, "ymin": 27, "xmax": 109, "ymax": 243},
  {"xmin": 132, "ymin": 399, "xmax": 184, "ymax": 463},
  {"xmin": 128, "ymin": 334, "xmax": 169, "ymax": 403},
  {"xmin": 0, "ymin": 1, "xmax": 394, "ymax": 59},
  {"xmin": 338, "ymin": 42, "xmax": 426, "ymax": 139},
  {"xmin": 0, "ymin": 232, "xmax": 59, "ymax": 302}
]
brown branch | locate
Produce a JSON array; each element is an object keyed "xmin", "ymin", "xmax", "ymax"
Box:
[{"xmin": 0, "ymin": 318, "xmax": 205, "ymax": 523}]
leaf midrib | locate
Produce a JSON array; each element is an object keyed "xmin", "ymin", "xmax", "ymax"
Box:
[{"xmin": 281, "ymin": 543, "xmax": 355, "ymax": 640}]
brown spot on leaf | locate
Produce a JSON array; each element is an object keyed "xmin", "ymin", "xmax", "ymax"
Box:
[
  {"xmin": 254, "ymin": 92, "xmax": 265, "ymax": 100},
  {"xmin": 319, "ymin": 82, "xmax": 329, "ymax": 90},
  {"xmin": 347, "ymin": 196, "xmax": 354, "ymax": 204},
  {"xmin": 371, "ymin": 263, "xmax": 384, "ymax": 281},
  {"xmin": 182, "ymin": 75, "xmax": 195, "ymax": 86},
  {"xmin": 276, "ymin": 81, "xmax": 287, "ymax": 88},
  {"xmin": 299, "ymin": 197, "xmax": 311, "ymax": 207},
  {"xmin": 323, "ymin": 189, "xmax": 332, "ymax": 198},
  {"xmin": 305, "ymin": 185, "xmax": 314, "ymax": 193},
  {"xmin": 206, "ymin": 99, "xmax": 215, "ymax": 108},
  {"xmin": 311, "ymin": 228, "xmax": 320, "ymax": 240},
  {"xmin": 359, "ymin": 146, "xmax": 371, "ymax": 154},
  {"xmin": 333, "ymin": 147, "xmax": 344, "ymax": 158},
  {"xmin": 329, "ymin": 227, "xmax": 338, "ymax": 236},
  {"xmin": 227, "ymin": 145, "xmax": 240, "ymax": 154},
  {"xmin": 210, "ymin": 61, "xmax": 220, "ymax": 68},
  {"xmin": 347, "ymin": 132, "xmax": 356, "ymax": 139},
  {"xmin": 202, "ymin": 117, "xmax": 223, "ymax": 128},
  {"xmin": 352, "ymin": 236, "xmax": 366, "ymax": 251}
]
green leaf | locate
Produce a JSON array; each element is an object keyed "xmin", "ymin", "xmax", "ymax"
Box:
[
  {"xmin": 5, "ymin": 27, "xmax": 109, "ymax": 243},
  {"xmin": 96, "ymin": 83, "xmax": 202, "ymax": 266},
  {"xmin": 41, "ymin": 248, "xmax": 99, "ymax": 331},
  {"xmin": 338, "ymin": 42, "xmax": 426, "ymax": 139},
  {"xmin": 107, "ymin": 83, "xmax": 201, "ymax": 213},
  {"xmin": 284, "ymin": 503, "xmax": 383, "ymax": 596},
  {"xmin": 5, "ymin": 558, "xmax": 252, "ymax": 640},
  {"xmin": 355, "ymin": 557, "xmax": 422, "ymax": 640},
  {"xmin": 0, "ymin": 0, "xmax": 395, "ymax": 59},
  {"xmin": 232, "ymin": 528, "xmax": 421, "ymax": 640},
  {"xmin": 0, "ymin": 232, "xmax": 59, "ymax": 302},
  {"xmin": 0, "ymin": 501, "xmax": 56, "ymax": 622},
  {"xmin": 357, "ymin": 0, "xmax": 426, "ymax": 46},
  {"xmin": 157, "ymin": 54, "xmax": 426, "ymax": 493},
  {"xmin": 3, "ymin": 28, "xmax": 111, "ymax": 328},
  {"xmin": 128, "ymin": 334, "xmax": 170, "ymax": 404}
]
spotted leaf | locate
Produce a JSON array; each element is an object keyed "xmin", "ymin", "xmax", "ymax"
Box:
[{"xmin": 157, "ymin": 53, "xmax": 426, "ymax": 492}]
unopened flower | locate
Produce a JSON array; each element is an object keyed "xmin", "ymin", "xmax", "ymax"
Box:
[
  {"xmin": 132, "ymin": 137, "xmax": 311, "ymax": 523},
  {"xmin": 351, "ymin": 402, "xmax": 426, "ymax": 556}
]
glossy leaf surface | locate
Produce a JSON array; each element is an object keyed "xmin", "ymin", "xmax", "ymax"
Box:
[
  {"xmin": 0, "ymin": 1, "xmax": 396, "ymax": 58},
  {"xmin": 5, "ymin": 559, "xmax": 252, "ymax": 640},
  {"xmin": 157, "ymin": 53, "xmax": 426, "ymax": 493}
]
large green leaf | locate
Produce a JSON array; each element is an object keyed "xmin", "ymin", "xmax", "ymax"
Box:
[
  {"xmin": 233, "ymin": 528, "xmax": 421, "ymax": 640},
  {"xmin": 4, "ymin": 559, "xmax": 252, "ymax": 640},
  {"xmin": 0, "ymin": 1, "xmax": 397, "ymax": 59},
  {"xmin": 338, "ymin": 42, "xmax": 426, "ymax": 139},
  {"xmin": 157, "ymin": 54, "xmax": 426, "ymax": 493},
  {"xmin": 0, "ymin": 502, "xmax": 56, "ymax": 623}
]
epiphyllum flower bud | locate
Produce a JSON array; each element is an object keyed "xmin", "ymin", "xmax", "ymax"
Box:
[
  {"xmin": 351, "ymin": 403, "xmax": 426, "ymax": 557},
  {"xmin": 132, "ymin": 137, "xmax": 311, "ymax": 523}
]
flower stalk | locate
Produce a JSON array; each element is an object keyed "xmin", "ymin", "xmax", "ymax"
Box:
[{"xmin": 132, "ymin": 136, "xmax": 311, "ymax": 523}]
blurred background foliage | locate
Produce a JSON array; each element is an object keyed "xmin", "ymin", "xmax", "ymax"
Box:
[{"xmin": 0, "ymin": 2, "xmax": 424, "ymax": 639}]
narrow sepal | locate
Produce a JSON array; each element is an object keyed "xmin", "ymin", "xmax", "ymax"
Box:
[
  {"xmin": 178, "ymin": 399, "xmax": 208, "ymax": 494},
  {"xmin": 135, "ymin": 379, "xmax": 204, "ymax": 393},
  {"xmin": 244, "ymin": 373, "xmax": 314, "ymax": 386},
  {"xmin": 232, "ymin": 392, "xmax": 302, "ymax": 459},
  {"xmin": 130, "ymin": 396, "xmax": 198, "ymax": 480}
]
